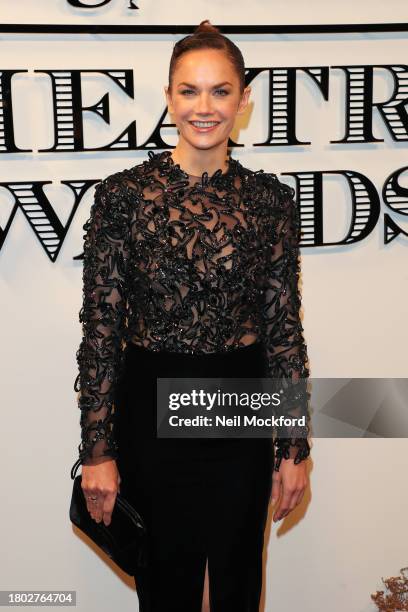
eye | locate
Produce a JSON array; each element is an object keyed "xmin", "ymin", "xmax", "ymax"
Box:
[{"xmin": 179, "ymin": 88, "xmax": 229, "ymax": 96}]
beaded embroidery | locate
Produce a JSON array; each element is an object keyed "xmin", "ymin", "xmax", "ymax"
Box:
[{"xmin": 71, "ymin": 150, "xmax": 311, "ymax": 477}]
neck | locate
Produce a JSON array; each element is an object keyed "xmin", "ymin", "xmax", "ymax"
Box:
[{"xmin": 170, "ymin": 140, "xmax": 229, "ymax": 176}]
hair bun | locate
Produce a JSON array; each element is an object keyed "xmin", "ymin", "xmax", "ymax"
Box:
[
  {"xmin": 194, "ymin": 19, "xmax": 221, "ymax": 35},
  {"xmin": 168, "ymin": 19, "xmax": 245, "ymax": 94}
]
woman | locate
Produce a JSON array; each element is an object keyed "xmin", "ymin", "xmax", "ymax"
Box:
[{"xmin": 71, "ymin": 19, "xmax": 311, "ymax": 612}]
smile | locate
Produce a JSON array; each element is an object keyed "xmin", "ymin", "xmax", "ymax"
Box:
[{"xmin": 189, "ymin": 121, "xmax": 220, "ymax": 132}]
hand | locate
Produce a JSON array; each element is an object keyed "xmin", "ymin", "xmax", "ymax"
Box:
[
  {"xmin": 270, "ymin": 458, "xmax": 308, "ymax": 522},
  {"xmin": 81, "ymin": 459, "xmax": 121, "ymax": 527}
]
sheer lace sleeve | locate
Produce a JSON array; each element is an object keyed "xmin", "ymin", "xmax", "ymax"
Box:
[
  {"xmin": 71, "ymin": 178, "xmax": 130, "ymax": 478},
  {"xmin": 260, "ymin": 175, "xmax": 311, "ymax": 472}
]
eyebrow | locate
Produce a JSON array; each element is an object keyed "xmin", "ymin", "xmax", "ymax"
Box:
[{"xmin": 177, "ymin": 81, "xmax": 233, "ymax": 88}]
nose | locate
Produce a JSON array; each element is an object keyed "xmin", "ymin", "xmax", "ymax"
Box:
[{"xmin": 195, "ymin": 93, "xmax": 213, "ymax": 116}]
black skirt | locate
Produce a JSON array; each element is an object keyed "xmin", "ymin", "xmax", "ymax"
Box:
[{"xmin": 114, "ymin": 341, "xmax": 274, "ymax": 612}]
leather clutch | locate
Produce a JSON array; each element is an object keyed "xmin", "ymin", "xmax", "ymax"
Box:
[{"xmin": 69, "ymin": 472, "xmax": 148, "ymax": 576}]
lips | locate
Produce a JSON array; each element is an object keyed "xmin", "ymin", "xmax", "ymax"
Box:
[{"xmin": 189, "ymin": 121, "xmax": 220, "ymax": 133}]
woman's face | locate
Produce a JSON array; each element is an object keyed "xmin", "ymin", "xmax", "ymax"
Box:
[{"xmin": 165, "ymin": 48, "xmax": 251, "ymax": 151}]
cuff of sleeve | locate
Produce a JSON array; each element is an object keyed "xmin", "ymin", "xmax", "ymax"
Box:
[
  {"xmin": 273, "ymin": 437, "xmax": 311, "ymax": 471},
  {"xmin": 70, "ymin": 450, "xmax": 118, "ymax": 479}
]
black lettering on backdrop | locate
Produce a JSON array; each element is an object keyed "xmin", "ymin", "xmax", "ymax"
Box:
[
  {"xmin": 67, "ymin": 0, "xmax": 111, "ymax": 6},
  {"xmin": 0, "ymin": 180, "xmax": 97, "ymax": 260},
  {"xmin": 282, "ymin": 171, "xmax": 381, "ymax": 246},
  {"xmin": 0, "ymin": 70, "xmax": 30, "ymax": 153},
  {"xmin": 1, "ymin": 64, "xmax": 407, "ymax": 153},
  {"xmin": 32, "ymin": 69, "xmax": 137, "ymax": 152},
  {"xmin": 249, "ymin": 67, "xmax": 329, "ymax": 146},
  {"xmin": 66, "ymin": 0, "xmax": 139, "ymax": 9},
  {"xmin": 0, "ymin": 170, "xmax": 406, "ymax": 257},
  {"xmin": 331, "ymin": 65, "xmax": 408, "ymax": 143},
  {"xmin": 382, "ymin": 165, "xmax": 408, "ymax": 244},
  {"xmin": 1, "ymin": 63, "xmax": 407, "ymax": 255},
  {"xmin": 382, "ymin": 165, "xmax": 408, "ymax": 215}
]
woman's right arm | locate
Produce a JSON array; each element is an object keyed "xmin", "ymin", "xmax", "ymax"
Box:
[{"xmin": 72, "ymin": 178, "xmax": 131, "ymax": 523}]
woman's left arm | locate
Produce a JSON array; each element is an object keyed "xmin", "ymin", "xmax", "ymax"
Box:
[{"xmin": 259, "ymin": 174, "xmax": 311, "ymax": 521}]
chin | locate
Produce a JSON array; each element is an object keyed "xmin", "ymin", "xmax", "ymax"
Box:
[{"xmin": 182, "ymin": 133, "xmax": 229, "ymax": 151}]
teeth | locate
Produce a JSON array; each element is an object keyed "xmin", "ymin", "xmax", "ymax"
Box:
[{"xmin": 192, "ymin": 121, "xmax": 219, "ymax": 128}]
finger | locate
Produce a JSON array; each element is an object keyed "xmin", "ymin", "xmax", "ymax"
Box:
[
  {"xmin": 270, "ymin": 471, "xmax": 281, "ymax": 506},
  {"xmin": 84, "ymin": 490, "xmax": 100, "ymax": 518},
  {"xmin": 293, "ymin": 487, "xmax": 306, "ymax": 508},
  {"xmin": 275, "ymin": 487, "xmax": 303, "ymax": 521},
  {"xmin": 274, "ymin": 504, "xmax": 291, "ymax": 522},
  {"xmin": 84, "ymin": 489, "xmax": 104, "ymax": 522},
  {"xmin": 273, "ymin": 503, "xmax": 286, "ymax": 522},
  {"xmin": 270, "ymin": 478, "xmax": 281, "ymax": 506},
  {"xmin": 273, "ymin": 490, "xmax": 293, "ymax": 522},
  {"xmin": 90, "ymin": 499, "xmax": 104, "ymax": 523},
  {"xmin": 102, "ymin": 491, "xmax": 117, "ymax": 527}
]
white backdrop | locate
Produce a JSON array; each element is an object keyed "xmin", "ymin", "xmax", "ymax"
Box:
[{"xmin": 1, "ymin": 1, "xmax": 407, "ymax": 611}]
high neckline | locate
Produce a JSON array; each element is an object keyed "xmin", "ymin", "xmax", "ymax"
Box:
[{"xmin": 163, "ymin": 150, "xmax": 233, "ymax": 180}]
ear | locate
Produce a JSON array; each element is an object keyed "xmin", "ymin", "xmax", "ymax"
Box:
[
  {"xmin": 237, "ymin": 85, "xmax": 251, "ymax": 116},
  {"xmin": 164, "ymin": 85, "xmax": 174, "ymax": 114}
]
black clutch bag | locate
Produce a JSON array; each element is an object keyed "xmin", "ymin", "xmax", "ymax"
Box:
[{"xmin": 69, "ymin": 465, "xmax": 148, "ymax": 576}]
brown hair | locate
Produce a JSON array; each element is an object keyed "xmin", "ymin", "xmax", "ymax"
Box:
[{"xmin": 168, "ymin": 20, "xmax": 246, "ymax": 94}]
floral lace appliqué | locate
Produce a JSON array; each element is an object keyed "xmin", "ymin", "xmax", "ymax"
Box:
[{"xmin": 71, "ymin": 150, "xmax": 311, "ymax": 478}]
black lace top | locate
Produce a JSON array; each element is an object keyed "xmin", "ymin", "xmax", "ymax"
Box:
[{"xmin": 71, "ymin": 150, "xmax": 311, "ymax": 478}]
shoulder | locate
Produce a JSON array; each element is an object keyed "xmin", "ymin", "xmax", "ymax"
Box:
[
  {"xmin": 98, "ymin": 151, "xmax": 172, "ymax": 194},
  {"xmin": 96, "ymin": 163, "xmax": 144, "ymax": 192},
  {"xmin": 126, "ymin": 150, "xmax": 172, "ymax": 182},
  {"xmin": 256, "ymin": 173, "xmax": 299, "ymax": 234},
  {"xmin": 93, "ymin": 159, "xmax": 150, "ymax": 209},
  {"xmin": 234, "ymin": 159, "xmax": 295, "ymax": 201},
  {"xmin": 89, "ymin": 168, "xmax": 138, "ymax": 226},
  {"xmin": 255, "ymin": 169, "xmax": 295, "ymax": 203},
  {"xmin": 240, "ymin": 164, "xmax": 301, "ymax": 235}
]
